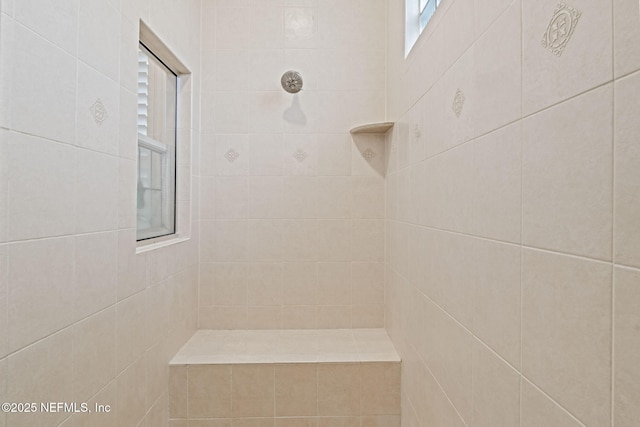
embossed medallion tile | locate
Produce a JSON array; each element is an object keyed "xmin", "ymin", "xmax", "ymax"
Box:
[{"xmin": 169, "ymin": 329, "xmax": 400, "ymax": 427}]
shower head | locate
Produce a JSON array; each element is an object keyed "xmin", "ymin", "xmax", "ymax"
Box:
[{"xmin": 281, "ymin": 70, "xmax": 303, "ymax": 93}]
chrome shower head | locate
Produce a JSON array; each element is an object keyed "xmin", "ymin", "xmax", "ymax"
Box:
[{"xmin": 281, "ymin": 70, "xmax": 303, "ymax": 93}]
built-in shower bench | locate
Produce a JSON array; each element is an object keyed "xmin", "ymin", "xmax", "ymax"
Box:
[{"xmin": 169, "ymin": 329, "xmax": 401, "ymax": 426}]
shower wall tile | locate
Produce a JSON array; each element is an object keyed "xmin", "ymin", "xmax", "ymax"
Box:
[
  {"xmin": 118, "ymin": 87, "xmax": 138, "ymax": 160},
  {"xmin": 216, "ymin": 7, "xmax": 250, "ymax": 49},
  {"xmin": 8, "ymin": 237, "xmax": 75, "ymax": 352},
  {"xmin": 74, "ymin": 149, "xmax": 119, "ymax": 233},
  {"xmin": 7, "ymin": 132, "xmax": 75, "ymax": 241},
  {"xmin": 522, "ymin": 0, "xmax": 612, "ymax": 115},
  {"xmin": 14, "ymin": 0, "xmax": 77, "ymax": 55},
  {"xmin": 614, "ymin": 0, "xmax": 640, "ymax": 78},
  {"xmin": 77, "ymin": 61, "xmax": 120, "ymax": 155},
  {"xmin": 116, "ymin": 356, "xmax": 147, "ymax": 427},
  {"xmin": 119, "ymin": 16, "xmax": 138, "ymax": 93},
  {"xmin": 214, "ymin": 92, "xmax": 249, "ymax": 133},
  {"xmin": 472, "ymin": 239, "xmax": 521, "ymax": 368},
  {"xmin": 472, "ymin": 122, "xmax": 521, "ymax": 243},
  {"xmin": 0, "ymin": 246, "xmax": 6, "ymax": 359},
  {"xmin": 471, "ymin": 341, "xmax": 520, "ymax": 427},
  {"xmin": 522, "ymin": 85, "xmax": 612, "ymax": 261},
  {"xmin": 216, "ymin": 134, "xmax": 249, "ymax": 176},
  {"xmin": 116, "ymin": 291, "xmax": 147, "ymax": 373},
  {"xmin": 0, "ymin": 357, "xmax": 5, "ymax": 427},
  {"xmin": 614, "ymin": 266, "xmax": 640, "ymax": 427},
  {"xmin": 522, "ymin": 249, "xmax": 612, "ymax": 427},
  {"xmin": 72, "ymin": 307, "xmax": 116, "ymax": 401},
  {"xmin": 521, "ymin": 380, "xmax": 583, "ymax": 427},
  {"xmin": 0, "ymin": 14, "xmax": 13, "ymax": 131},
  {"xmin": 11, "ymin": 24, "xmax": 76, "ymax": 144},
  {"xmin": 215, "ymin": 50, "xmax": 249, "ymax": 92},
  {"xmin": 474, "ymin": 0, "xmax": 521, "ymax": 137},
  {"xmin": 78, "ymin": 0, "xmax": 120, "ymax": 81},
  {"xmin": 318, "ymin": 134, "xmax": 353, "ymax": 176},
  {"xmin": 249, "ymin": 134, "xmax": 284, "ymax": 176},
  {"xmin": 7, "ymin": 330, "xmax": 73, "ymax": 427},
  {"xmin": 614, "ymin": 71, "xmax": 640, "ymax": 268},
  {"xmin": 473, "ymin": 0, "xmax": 513, "ymax": 36},
  {"xmin": 74, "ymin": 231, "xmax": 118, "ymax": 320},
  {"xmin": 215, "ymin": 177, "xmax": 248, "ymax": 219}
]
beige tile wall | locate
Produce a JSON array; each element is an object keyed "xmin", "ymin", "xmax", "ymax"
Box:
[
  {"xmin": 0, "ymin": 0, "xmax": 201, "ymax": 425},
  {"xmin": 169, "ymin": 362, "xmax": 400, "ymax": 427},
  {"xmin": 386, "ymin": 0, "xmax": 640, "ymax": 426},
  {"xmin": 198, "ymin": 0, "xmax": 387, "ymax": 329}
]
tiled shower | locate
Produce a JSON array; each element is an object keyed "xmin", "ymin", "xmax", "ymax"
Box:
[{"xmin": 1, "ymin": 0, "xmax": 639, "ymax": 426}]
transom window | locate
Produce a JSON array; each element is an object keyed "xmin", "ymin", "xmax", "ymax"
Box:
[
  {"xmin": 419, "ymin": 0, "xmax": 441, "ymax": 32},
  {"xmin": 406, "ymin": 0, "xmax": 443, "ymax": 56}
]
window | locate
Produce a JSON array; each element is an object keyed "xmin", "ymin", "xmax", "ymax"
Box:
[
  {"xmin": 405, "ymin": 0, "xmax": 443, "ymax": 56},
  {"xmin": 419, "ymin": 0, "xmax": 441, "ymax": 32},
  {"xmin": 136, "ymin": 42, "xmax": 178, "ymax": 241}
]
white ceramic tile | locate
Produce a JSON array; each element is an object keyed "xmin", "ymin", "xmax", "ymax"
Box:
[
  {"xmin": 282, "ymin": 220, "xmax": 318, "ymax": 261},
  {"xmin": 7, "ymin": 330, "xmax": 73, "ymax": 427},
  {"xmin": 215, "ymin": 134, "xmax": 249, "ymax": 176},
  {"xmin": 352, "ymin": 220, "xmax": 384, "ymax": 262},
  {"xmin": 614, "ymin": 72, "xmax": 640, "ymax": 268},
  {"xmin": 117, "ymin": 229, "xmax": 147, "ymax": 301},
  {"xmin": 251, "ymin": 6, "xmax": 284, "ymax": 48},
  {"xmin": 472, "ymin": 122, "xmax": 522, "ymax": 243},
  {"xmin": 282, "ymin": 177, "xmax": 317, "ymax": 218},
  {"xmin": 215, "ymin": 49, "xmax": 249, "ymax": 92},
  {"xmin": 248, "ymin": 220, "xmax": 284, "ymax": 261},
  {"xmin": 0, "ymin": 356, "xmax": 5, "ymax": 427},
  {"xmin": 474, "ymin": 0, "xmax": 513, "ymax": 36},
  {"xmin": 116, "ymin": 291, "xmax": 147, "ymax": 373},
  {"xmin": 522, "ymin": 0, "xmax": 612, "ymax": 114},
  {"xmin": 521, "ymin": 380, "xmax": 584, "ymax": 427},
  {"xmin": 78, "ymin": 0, "xmax": 120, "ymax": 81},
  {"xmin": 74, "ymin": 231, "xmax": 118, "ymax": 320},
  {"xmin": 7, "ymin": 237, "xmax": 75, "ymax": 352},
  {"xmin": 249, "ymin": 134, "xmax": 283, "ymax": 176},
  {"xmin": 522, "ymin": 249, "xmax": 612, "ymax": 427},
  {"xmin": 75, "ymin": 149, "xmax": 119, "ymax": 233},
  {"xmin": 284, "ymin": 7, "xmax": 318, "ymax": 49},
  {"xmin": 119, "ymin": 15, "xmax": 138, "ymax": 93},
  {"xmin": 0, "ymin": 13, "xmax": 14, "ymax": 131},
  {"xmin": 0, "ymin": 246, "xmax": 6, "ymax": 359},
  {"xmin": 614, "ymin": 266, "xmax": 640, "ymax": 427},
  {"xmin": 11, "ymin": 23, "xmax": 76, "ymax": 144},
  {"xmin": 77, "ymin": 63, "xmax": 120, "ymax": 155},
  {"xmin": 284, "ymin": 134, "xmax": 318, "ymax": 176},
  {"xmin": 352, "ymin": 176, "xmax": 385, "ymax": 219},
  {"xmin": 351, "ymin": 134, "xmax": 385, "ymax": 177},
  {"xmin": 216, "ymin": 7, "xmax": 250, "ymax": 49},
  {"xmin": 248, "ymin": 263, "xmax": 283, "ymax": 306},
  {"xmin": 215, "ymin": 177, "xmax": 248, "ymax": 219},
  {"xmin": 318, "ymin": 134, "xmax": 351, "ymax": 176},
  {"xmin": 214, "ymin": 92, "xmax": 249, "ymax": 134},
  {"xmin": 249, "ymin": 91, "xmax": 289, "ymax": 133},
  {"xmin": 248, "ymin": 176, "xmax": 284, "ymax": 219},
  {"xmin": 317, "ymin": 220, "xmax": 351, "ymax": 261},
  {"xmin": 473, "ymin": 239, "xmax": 521, "ymax": 368},
  {"xmin": 474, "ymin": 0, "xmax": 521, "ymax": 137},
  {"xmin": 7, "ymin": 132, "xmax": 75, "ymax": 241},
  {"xmin": 118, "ymin": 87, "xmax": 138, "ymax": 160},
  {"xmin": 614, "ymin": 0, "xmax": 640, "ymax": 77},
  {"xmin": 72, "ymin": 307, "xmax": 116, "ymax": 400},
  {"xmin": 213, "ymin": 220, "xmax": 248, "ymax": 262},
  {"xmin": 472, "ymin": 341, "xmax": 520, "ymax": 427},
  {"xmin": 14, "ymin": 0, "xmax": 77, "ymax": 55},
  {"xmin": 317, "ymin": 177, "xmax": 351, "ymax": 219},
  {"xmin": 118, "ymin": 158, "xmax": 136, "ymax": 229},
  {"xmin": 522, "ymin": 85, "xmax": 613, "ymax": 260}
]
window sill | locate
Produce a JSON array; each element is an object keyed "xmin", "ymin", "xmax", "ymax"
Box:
[{"xmin": 136, "ymin": 235, "xmax": 190, "ymax": 254}]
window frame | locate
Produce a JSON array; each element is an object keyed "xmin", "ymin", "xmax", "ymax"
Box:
[
  {"xmin": 136, "ymin": 41, "xmax": 178, "ymax": 242},
  {"xmin": 135, "ymin": 21, "xmax": 192, "ymax": 250},
  {"xmin": 405, "ymin": 0, "xmax": 444, "ymax": 57}
]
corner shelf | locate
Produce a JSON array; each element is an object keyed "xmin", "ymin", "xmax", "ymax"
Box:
[{"xmin": 349, "ymin": 122, "xmax": 394, "ymax": 135}]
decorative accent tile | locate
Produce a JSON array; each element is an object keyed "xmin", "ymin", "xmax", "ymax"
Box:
[
  {"xmin": 452, "ymin": 89, "xmax": 465, "ymax": 118},
  {"xmin": 293, "ymin": 149, "xmax": 308, "ymax": 163},
  {"xmin": 362, "ymin": 149, "xmax": 377, "ymax": 163},
  {"xmin": 89, "ymin": 98, "xmax": 108, "ymax": 126},
  {"xmin": 225, "ymin": 148, "xmax": 240, "ymax": 163},
  {"xmin": 541, "ymin": 3, "xmax": 582, "ymax": 57}
]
